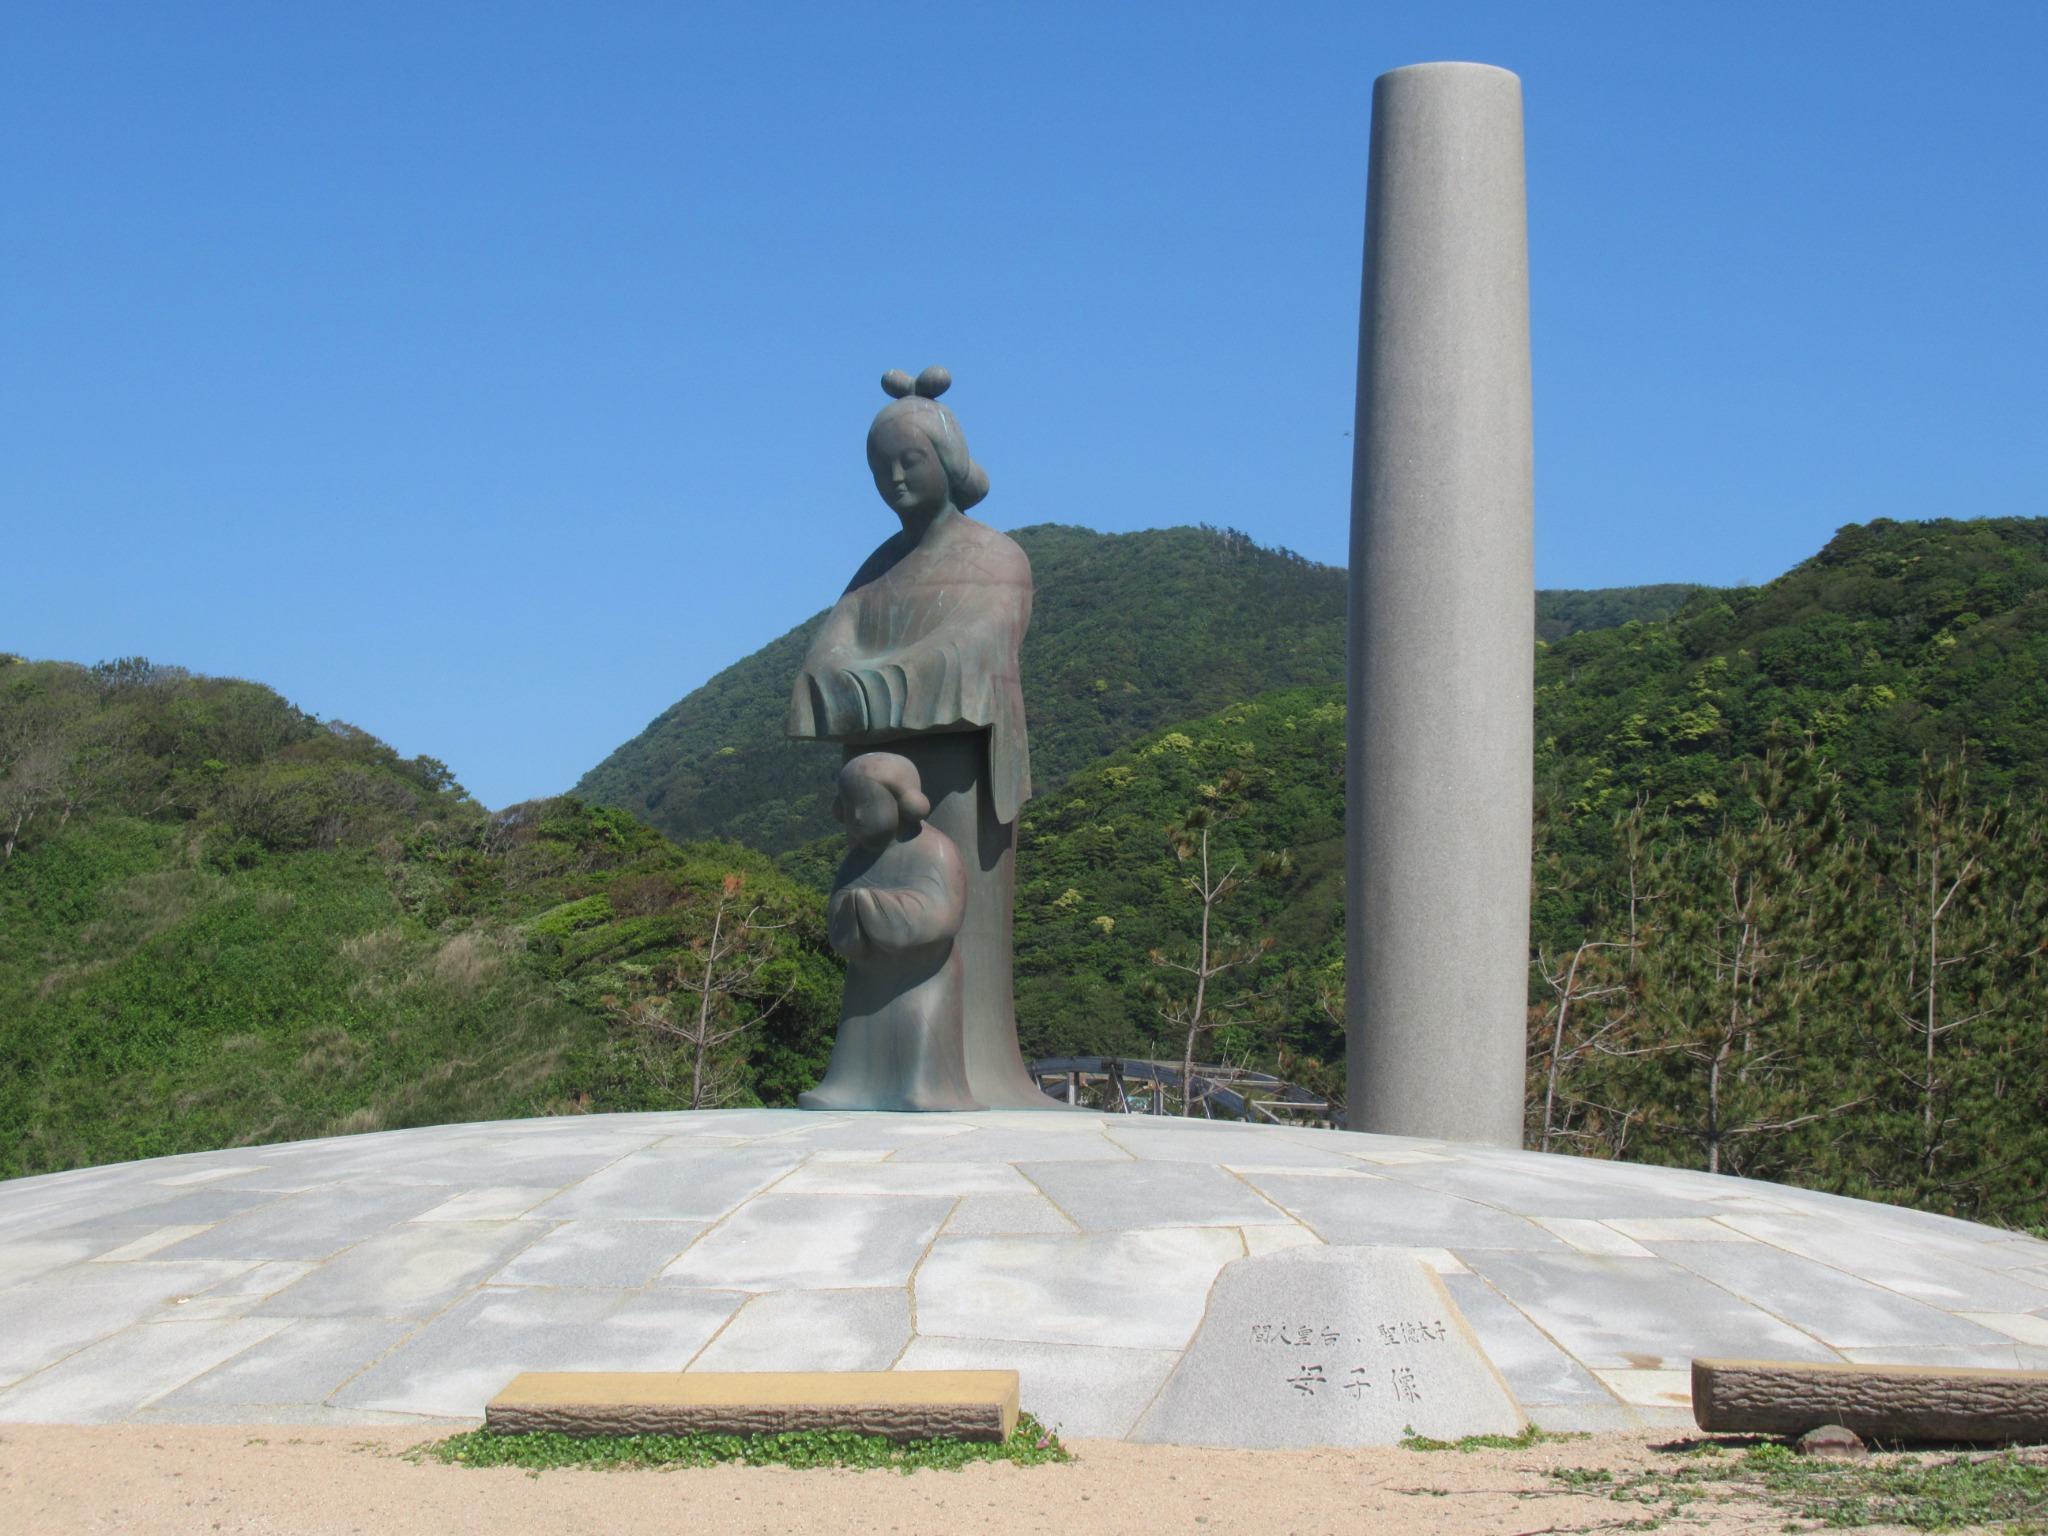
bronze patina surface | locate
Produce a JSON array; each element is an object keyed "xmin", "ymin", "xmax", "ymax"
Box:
[{"xmin": 790, "ymin": 369, "xmax": 1054, "ymax": 1109}]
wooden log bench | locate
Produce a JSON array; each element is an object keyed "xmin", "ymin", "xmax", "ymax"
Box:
[
  {"xmin": 1693, "ymin": 1358, "xmax": 2048, "ymax": 1444},
  {"xmin": 484, "ymin": 1370, "xmax": 1021, "ymax": 1443}
]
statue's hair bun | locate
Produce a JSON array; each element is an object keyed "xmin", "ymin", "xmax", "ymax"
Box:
[{"xmin": 880, "ymin": 366, "xmax": 953, "ymax": 400}]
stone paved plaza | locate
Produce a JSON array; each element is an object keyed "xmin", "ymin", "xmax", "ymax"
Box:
[{"xmin": 1, "ymin": 1110, "xmax": 2045, "ymax": 1442}]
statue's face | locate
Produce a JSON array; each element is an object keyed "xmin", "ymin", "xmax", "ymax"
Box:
[
  {"xmin": 838, "ymin": 771, "xmax": 902, "ymax": 847},
  {"xmin": 867, "ymin": 416, "xmax": 951, "ymax": 520}
]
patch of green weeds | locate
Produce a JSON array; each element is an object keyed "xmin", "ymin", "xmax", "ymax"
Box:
[
  {"xmin": 1550, "ymin": 1440, "xmax": 2048, "ymax": 1532},
  {"xmin": 1550, "ymin": 1465, "xmax": 1615, "ymax": 1489},
  {"xmin": 1400, "ymin": 1422, "xmax": 1588, "ymax": 1453},
  {"xmin": 422, "ymin": 1412, "xmax": 1070, "ymax": 1475}
]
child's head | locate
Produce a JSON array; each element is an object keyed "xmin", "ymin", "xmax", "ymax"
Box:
[{"xmin": 835, "ymin": 752, "xmax": 930, "ymax": 848}]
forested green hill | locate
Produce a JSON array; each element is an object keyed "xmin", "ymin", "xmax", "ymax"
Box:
[
  {"xmin": 997, "ymin": 517, "xmax": 2048, "ymax": 1225},
  {"xmin": 577, "ymin": 523, "xmax": 1698, "ymax": 852},
  {"xmin": 1536, "ymin": 583, "xmax": 1703, "ymax": 643},
  {"xmin": 1537, "ymin": 517, "xmax": 2048, "ymax": 840},
  {"xmin": 0, "ymin": 658, "xmax": 841, "ymax": 1179}
]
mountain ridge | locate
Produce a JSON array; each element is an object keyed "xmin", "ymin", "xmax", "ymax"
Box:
[{"xmin": 577, "ymin": 522, "xmax": 1700, "ymax": 851}]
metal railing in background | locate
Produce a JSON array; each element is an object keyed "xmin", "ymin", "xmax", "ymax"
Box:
[{"xmin": 1027, "ymin": 1056, "xmax": 1344, "ymax": 1130}]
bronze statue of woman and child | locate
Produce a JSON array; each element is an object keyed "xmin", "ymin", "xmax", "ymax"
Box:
[{"xmin": 789, "ymin": 366, "xmax": 1058, "ymax": 1111}]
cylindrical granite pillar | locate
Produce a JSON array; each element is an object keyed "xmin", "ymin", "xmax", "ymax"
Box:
[{"xmin": 1346, "ymin": 62, "xmax": 1533, "ymax": 1146}]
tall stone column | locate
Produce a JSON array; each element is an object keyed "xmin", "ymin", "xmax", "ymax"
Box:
[{"xmin": 1346, "ymin": 63, "xmax": 1533, "ymax": 1146}]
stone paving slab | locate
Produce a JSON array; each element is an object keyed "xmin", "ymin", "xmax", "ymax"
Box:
[
  {"xmin": 1101, "ymin": 1124, "xmax": 1371, "ymax": 1169},
  {"xmin": 659, "ymin": 1194, "xmax": 951, "ymax": 1291},
  {"xmin": 150, "ymin": 1318, "xmax": 418, "ymax": 1413},
  {"xmin": 692, "ymin": 1289, "xmax": 911, "ymax": 1372},
  {"xmin": 887, "ymin": 1131, "xmax": 1135, "ymax": 1164},
  {"xmin": 152, "ymin": 1181, "xmax": 452, "ymax": 1261},
  {"xmin": 46, "ymin": 1185, "xmax": 283, "ymax": 1232},
  {"xmin": 1717, "ymin": 1213, "xmax": 2048, "ymax": 1311},
  {"xmin": 333, "ymin": 1288, "xmax": 745, "ymax": 1419},
  {"xmin": 1440, "ymin": 1272, "xmax": 1617, "ymax": 1416},
  {"xmin": 525, "ymin": 1145, "xmax": 802, "ymax": 1223},
  {"xmin": 895, "ymin": 1335, "xmax": 1181, "ymax": 1440},
  {"xmin": 168, "ymin": 1261, "xmax": 320, "ymax": 1321},
  {"xmin": 491, "ymin": 1221, "xmax": 707, "ymax": 1288},
  {"xmin": 943, "ymin": 1193, "xmax": 1077, "ymax": 1236},
  {"xmin": 0, "ymin": 1317, "xmax": 290, "ymax": 1423},
  {"xmin": 773, "ymin": 1161, "xmax": 1033, "ymax": 1197},
  {"xmin": 1246, "ymin": 1169, "xmax": 1566, "ymax": 1250},
  {"xmin": 1017, "ymin": 1159, "xmax": 1292, "ymax": 1231},
  {"xmin": 1459, "ymin": 1250, "xmax": 1842, "ymax": 1371},
  {"xmin": 1646, "ymin": 1239, "xmax": 2020, "ymax": 1351},
  {"xmin": 412, "ymin": 1186, "xmax": 561, "ymax": 1222},
  {"xmin": 1376, "ymin": 1158, "xmax": 1728, "ymax": 1220},
  {"xmin": 914, "ymin": 1228, "xmax": 1242, "ymax": 1349},
  {"xmin": 2, "ymin": 1109, "xmax": 2045, "ymax": 1446},
  {"xmin": 257, "ymin": 1220, "xmax": 544, "ymax": 1319},
  {"xmin": 1968, "ymin": 1312, "xmax": 2048, "ymax": 1346},
  {"xmin": 0, "ymin": 1259, "xmax": 259, "ymax": 1386},
  {"xmin": 1838, "ymin": 1343, "xmax": 2046, "ymax": 1369},
  {"xmin": 0, "ymin": 1234, "xmax": 127, "ymax": 1290}
]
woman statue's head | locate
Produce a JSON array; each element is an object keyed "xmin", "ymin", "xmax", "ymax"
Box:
[{"xmin": 867, "ymin": 366, "xmax": 989, "ymax": 521}]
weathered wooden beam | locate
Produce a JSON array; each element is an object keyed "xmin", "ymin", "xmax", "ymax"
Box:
[
  {"xmin": 485, "ymin": 1370, "xmax": 1020, "ymax": 1443},
  {"xmin": 1693, "ymin": 1358, "xmax": 2048, "ymax": 1443}
]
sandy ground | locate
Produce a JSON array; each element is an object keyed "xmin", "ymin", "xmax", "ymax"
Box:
[{"xmin": 0, "ymin": 1424, "xmax": 2005, "ymax": 1536}]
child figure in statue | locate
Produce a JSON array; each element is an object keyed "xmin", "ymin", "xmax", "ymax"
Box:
[{"xmin": 799, "ymin": 751, "xmax": 983, "ymax": 1112}]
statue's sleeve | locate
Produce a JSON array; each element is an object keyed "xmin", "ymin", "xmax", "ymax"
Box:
[
  {"xmin": 986, "ymin": 556, "xmax": 1033, "ymax": 825},
  {"xmin": 851, "ymin": 837, "xmax": 966, "ymax": 952},
  {"xmin": 826, "ymin": 885, "xmax": 867, "ymax": 959},
  {"xmin": 789, "ymin": 597, "xmax": 865, "ymax": 739}
]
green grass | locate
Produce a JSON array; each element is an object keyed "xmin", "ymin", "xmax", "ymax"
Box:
[
  {"xmin": 0, "ymin": 822, "xmax": 615, "ymax": 1175},
  {"xmin": 0, "ymin": 663, "xmax": 846, "ymax": 1179},
  {"xmin": 1556, "ymin": 1441, "xmax": 2048, "ymax": 1532},
  {"xmin": 1400, "ymin": 1422, "xmax": 1585, "ymax": 1453},
  {"xmin": 423, "ymin": 1413, "xmax": 1071, "ymax": 1474}
]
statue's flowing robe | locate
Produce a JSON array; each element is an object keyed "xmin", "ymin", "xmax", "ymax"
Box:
[
  {"xmin": 812, "ymin": 824, "xmax": 978, "ymax": 1111},
  {"xmin": 788, "ymin": 513, "xmax": 1033, "ymax": 825}
]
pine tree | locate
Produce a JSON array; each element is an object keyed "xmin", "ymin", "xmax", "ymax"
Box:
[
  {"xmin": 1617, "ymin": 752, "xmax": 1862, "ymax": 1178},
  {"xmin": 1846, "ymin": 759, "xmax": 2048, "ymax": 1219}
]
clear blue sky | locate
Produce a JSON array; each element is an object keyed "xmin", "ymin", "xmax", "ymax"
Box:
[{"xmin": 7, "ymin": 3, "xmax": 2045, "ymax": 809}]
